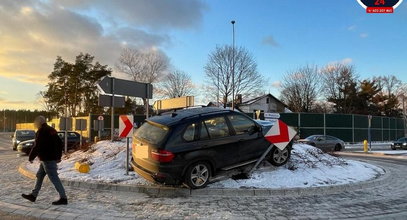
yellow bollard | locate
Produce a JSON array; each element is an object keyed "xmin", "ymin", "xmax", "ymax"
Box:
[
  {"xmin": 74, "ymin": 162, "xmax": 90, "ymax": 173},
  {"xmin": 363, "ymin": 140, "xmax": 368, "ymax": 153},
  {"xmin": 94, "ymin": 136, "xmax": 99, "ymax": 143}
]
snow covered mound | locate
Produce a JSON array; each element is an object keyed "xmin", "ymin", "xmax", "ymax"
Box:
[
  {"xmin": 27, "ymin": 140, "xmax": 150, "ymax": 185},
  {"xmin": 209, "ymin": 144, "xmax": 384, "ymax": 189},
  {"xmin": 26, "ymin": 142, "xmax": 384, "ymax": 189}
]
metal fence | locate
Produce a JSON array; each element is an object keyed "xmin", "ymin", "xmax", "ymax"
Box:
[{"xmin": 246, "ymin": 112, "xmax": 406, "ymax": 143}]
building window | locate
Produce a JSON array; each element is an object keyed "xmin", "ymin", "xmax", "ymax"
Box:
[{"xmin": 266, "ymin": 98, "xmax": 270, "ymax": 104}]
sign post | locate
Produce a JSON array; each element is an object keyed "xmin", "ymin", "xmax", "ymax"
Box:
[
  {"xmin": 119, "ymin": 115, "xmax": 134, "ymax": 175},
  {"xmin": 75, "ymin": 119, "xmax": 87, "ymax": 147},
  {"xmin": 93, "ymin": 117, "xmax": 104, "ymax": 141},
  {"xmin": 59, "ymin": 117, "xmax": 72, "ymax": 153},
  {"xmin": 98, "ymin": 76, "xmax": 153, "ymax": 142},
  {"xmin": 368, "ymin": 115, "xmax": 372, "ymax": 152}
]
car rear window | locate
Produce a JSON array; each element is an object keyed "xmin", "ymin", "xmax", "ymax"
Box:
[
  {"xmin": 16, "ymin": 130, "xmax": 35, "ymax": 137},
  {"xmin": 183, "ymin": 123, "xmax": 197, "ymax": 142},
  {"xmin": 135, "ymin": 121, "xmax": 169, "ymax": 145}
]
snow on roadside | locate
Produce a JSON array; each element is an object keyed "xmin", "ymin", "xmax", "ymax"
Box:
[
  {"xmin": 26, "ymin": 140, "xmax": 150, "ymax": 185},
  {"xmin": 209, "ymin": 144, "xmax": 384, "ymax": 189},
  {"xmin": 26, "ymin": 142, "xmax": 384, "ymax": 189}
]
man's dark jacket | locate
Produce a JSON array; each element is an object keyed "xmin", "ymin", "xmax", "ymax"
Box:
[{"xmin": 29, "ymin": 123, "xmax": 63, "ymax": 162}]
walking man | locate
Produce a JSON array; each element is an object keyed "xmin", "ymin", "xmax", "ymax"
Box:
[{"xmin": 22, "ymin": 116, "xmax": 68, "ymax": 205}]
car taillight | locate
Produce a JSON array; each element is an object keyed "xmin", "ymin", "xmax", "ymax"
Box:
[{"xmin": 151, "ymin": 149, "xmax": 175, "ymax": 163}]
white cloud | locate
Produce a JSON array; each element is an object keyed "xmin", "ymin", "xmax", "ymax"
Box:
[
  {"xmin": 271, "ymin": 81, "xmax": 281, "ymax": 88},
  {"xmin": 347, "ymin": 25, "xmax": 357, "ymax": 31},
  {"xmin": 360, "ymin": 33, "xmax": 369, "ymax": 38},
  {"xmin": 341, "ymin": 58, "xmax": 353, "ymax": 64},
  {"xmin": 261, "ymin": 35, "xmax": 279, "ymax": 47}
]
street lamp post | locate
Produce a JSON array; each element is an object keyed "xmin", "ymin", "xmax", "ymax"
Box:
[
  {"xmin": 231, "ymin": 20, "xmax": 235, "ymax": 111},
  {"xmin": 217, "ymin": 67, "xmax": 220, "ymax": 107}
]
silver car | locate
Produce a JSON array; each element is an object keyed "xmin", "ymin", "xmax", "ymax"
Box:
[{"xmin": 298, "ymin": 135, "xmax": 345, "ymax": 151}]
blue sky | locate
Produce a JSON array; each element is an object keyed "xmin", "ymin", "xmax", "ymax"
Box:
[{"xmin": 0, "ymin": 0, "xmax": 406, "ymax": 109}]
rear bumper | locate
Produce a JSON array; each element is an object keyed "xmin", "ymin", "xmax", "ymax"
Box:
[{"xmin": 131, "ymin": 159, "xmax": 180, "ymax": 185}]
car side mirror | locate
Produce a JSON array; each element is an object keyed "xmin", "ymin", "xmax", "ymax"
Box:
[{"xmin": 248, "ymin": 125, "xmax": 261, "ymax": 135}]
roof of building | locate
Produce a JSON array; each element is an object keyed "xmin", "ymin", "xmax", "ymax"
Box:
[{"xmin": 240, "ymin": 94, "xmax": 287, "ymax": 107}]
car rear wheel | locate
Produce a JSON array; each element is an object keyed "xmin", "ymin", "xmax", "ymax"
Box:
[
  {"xmin": 268, "ymin": 145, "xmax": 291, "ymax": 167},
  {"xmin": 184, "ymin": 162, "xmax": 211, "ymax": 189},
  {"xmin": 334, "ymin": 144, "xmax": 342, "ymax": 151}
]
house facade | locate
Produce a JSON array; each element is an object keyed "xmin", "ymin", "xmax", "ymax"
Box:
[{"xmin": 238, "ymin": 94, "xmax": 288, "ymax": 113}]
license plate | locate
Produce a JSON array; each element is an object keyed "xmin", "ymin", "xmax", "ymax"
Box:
[{"xmin": 135, "ymin": 144, "xmax": 149, "ymax": 159}]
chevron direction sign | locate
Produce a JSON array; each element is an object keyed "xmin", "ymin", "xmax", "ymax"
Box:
[
  {"xmin": 119, "ymin": 115, "xmax": 134, "ymax": 138},
  {"xmin": 265, "ymin": 120, "xmax": 297, "ymax": 150}
]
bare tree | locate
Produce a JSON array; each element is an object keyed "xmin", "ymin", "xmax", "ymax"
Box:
[
  {"xmin": 280, "ymin": 65, "xmax": 321, "ymax": 112},
  {"xmin": 116, "ymin": 48, "xmax": 169, "ymax": 84},
  {"xmin": 159, "ymin": 70, "xmax": 194, "ymax": 98},
  {"xmin": 204, "ymin": 45, "xmax": 263, "ymax": 107},
  {"xmin": 116, "ymin": 47, "xmax": 170, "ymax": 105},
  {"xmin": 376, "ymin": 75, "xmax": 402, "ymax": 97},
  {"xmin": 321, "ymin": 63, "xmax": 358, "ymax": 113}
]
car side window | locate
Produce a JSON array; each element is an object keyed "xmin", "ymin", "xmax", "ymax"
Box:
[
  {"xmin": 183, "ymin": 123, "xmax": 197, "ymax": 142},
  {"xmin": 227, "ymin": 114, "xmax": 255, "ymax": 135},
  {"xmin": 203, "ymin": 116, "xmax": 230, "ymax": 139},
  {"xmin": 200, "ymin": 122, "xmax": 209, "ymax": 140}
]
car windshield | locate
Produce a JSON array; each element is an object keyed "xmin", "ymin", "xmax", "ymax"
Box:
[
  {"xmin": 134, "ymin": 121, "xmax": 169, "ymax": 145},
  {"xmin": 16, "ymin": 130, "xmax": 35, "ymax": 137},
  {"xmin": 397, "ymin": 137, "xmax": 406, "ymax": 142},
  {"xmin": 306, "ymin": 135, "xmax": 317, "ymax": 140}
]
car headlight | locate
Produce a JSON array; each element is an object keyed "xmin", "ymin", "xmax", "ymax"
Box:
[
  {"xmin": 24, "ymin": 143, "xmax": 33, "ymax": 146},
  {"xmin": 403, "ymin": 143, "xmax": 407, "ymax": 146},
  {"xmin": 16, "ymin": 140, "xmax": 20, "ymax": 144}
]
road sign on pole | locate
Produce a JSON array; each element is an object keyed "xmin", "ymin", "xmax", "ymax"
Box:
[
  {"xmin": 98, "ymin": 94, "xmax": 125, "ymax": 108},
  {"xmin": 75, "ymin": 119, "xmax": 87, "ymax": 148},
  {"xmin": 98, "ymin": 76, "xmax": 153, "ymax": 141},
  {"xmin": 368, "ymin": 115, "xmax": 372, "ymax": 151},
  {"xmin": 265, "ymin": 120, "xmax": 297, "ymax": 150},
  {"xmin": 119, "ymin": 115, "xmax": 134, "ymax": 175}
]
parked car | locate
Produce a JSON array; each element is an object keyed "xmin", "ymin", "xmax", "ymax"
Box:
[
  {"xmin": 11, "ymin": 130, "xmax": 36, "ymax": 151},
  {"xmin": 17, "ymin": 131, "xmax": 85, "ymax": 155},
  {"xmin": 131, "ymin": 107, "xmax": 292, "ymax": 189},
  {"xmin": 298, "ymin": 135, "xmax": 345, "ymax": 151},
  {"xmin": 391, "ymin": 137, "xmax": 407, "ymax": 150}
]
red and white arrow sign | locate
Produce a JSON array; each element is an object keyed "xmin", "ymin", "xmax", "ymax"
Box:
[
  {"xmin": 119, "ymin": 115, "xmax": 134, "ymax": 138},
  {"xmin": 265, "ymin": 120, "xmax": 297, "ymax": 150}
]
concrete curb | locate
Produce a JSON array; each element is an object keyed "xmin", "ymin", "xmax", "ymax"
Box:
[
  {"xmin": 335, "ymin": 151, "xmax": 407, "ymax": 160},
  {"xmin": 18, "ymin": 162, "xmax": 391, "ymax": 198}
]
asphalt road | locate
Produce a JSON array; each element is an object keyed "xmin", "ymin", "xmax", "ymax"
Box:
[{"xmin": 1, "ymin": 132, "xmax": 407, "ymax": 219}]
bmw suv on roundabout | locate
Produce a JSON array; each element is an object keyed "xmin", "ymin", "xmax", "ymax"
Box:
[{"xmin": 131, "ymin": 107, "xmax": 292, "ymax": 189}]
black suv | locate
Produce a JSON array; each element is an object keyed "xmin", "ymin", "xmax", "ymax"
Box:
[{"xmin": 131, "ymin": 107, "xmax": 292, "ymax": 189}]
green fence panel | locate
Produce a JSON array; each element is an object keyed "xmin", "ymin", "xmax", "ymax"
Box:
[
  {"xmin": 300, "ymin": 113, "xmax": 324, "ymax": 128},
  {"xmin": 354, "ymin": 128, "xmax": 368, "ymax": 142},
  {"xmin": 371, "ymin": 129, "xmax": 382, "ymax": 141},
  {"xmin": 354, "ymin": 115, "xmax": 368, "ymax": 128},
  {"xmin": 371, "ymin": 116, "xmax": 382, "ymax": 128},
  {"xmin": 300, "ymin": 128, "xmax": 324, "ymax": 138},
  {"xmin": 326, "ymin": 129, "xmax": 353, "ymax": 142},
  {"xmin": 279, "ymin": 113, "xmax": 299, "ymax": 127},
  {"xmin": 325, "ymin": 114, "xmax": 352, "ymax": 128},
  {"xmin": 382, "ymin": 118, "xmax": 389, "ymax": 129}
]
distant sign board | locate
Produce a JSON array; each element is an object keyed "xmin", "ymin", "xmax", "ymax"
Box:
[
  {"xmin": 153, "ymin": 96, "xmax": 194, "ymax": 111},
  {"xmin": 93, "ymin": 120, "xmax": 104, "ymax": 131},
  {"xmin": 264, "ymin": 113, "xmax": 280, "ymax": 122},
  {"xmin": 59, "ymin": 117, "xmax": 72, "ymax": 131},
  {"xmin": 75, "ymin": 119, "xmax": 87, "ymax": 131},
  {"xmin": 98, "ymin": 94, "xmax": 125, "ymax": 108}
]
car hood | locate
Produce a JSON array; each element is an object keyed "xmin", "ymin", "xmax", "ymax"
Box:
[{"xmin": 19, "ymin": 139, "xmax": 35, "ymax": 145}]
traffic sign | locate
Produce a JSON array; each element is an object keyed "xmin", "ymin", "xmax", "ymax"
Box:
[
  {"xmin": 75, "ymin": 119, "xmax": 87, "ymax": 131},
  {"xmin": 98, "ymin": 94, "xmax": 125, "ymax": 108},
  {"xmin": 98, "ymin": 116, "xmax": 104, "ymax": 121},
  {"xmin": 59, "ymin": 117, "xmax": 72, "ymax": 131},
  {"xmin": 265, "ymin": 120, "xmax": 297, "ymax": 150},
  {"xmin": 119, "ymin": 115, "xmax": 134, "ymax": 138},
  {"xmin": 98, "ymin": 76, "xmax": 153, "ymax": 99}
]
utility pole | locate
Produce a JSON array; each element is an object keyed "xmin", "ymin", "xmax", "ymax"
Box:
[
  {"xmin": 217, "ymin": 67, "xmax": 220, "ymax": 107},
  {"xmin": 3, "ymin": 110, "xmax": 5, "ymax": 132},
  {"xmin": 111, "ymin": 77, "xmax": 115, "ymax": 141},
  {"xmin": 231, "ymin": 20, "xmax": 235, "ymax": 111}
]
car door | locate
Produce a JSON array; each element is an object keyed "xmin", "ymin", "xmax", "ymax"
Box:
[
  {"xmin": 227, "ymin": 114, "xmax": 269, "ymax": 162},
  {"xmin": 197, "ymin": 115, "xmax": 240, "ymax": 168},
  {"xmin": 325, "ymin": 136, "xmax": 338, "ymax": 151},
  {"xmin": 314, "ymin": 135, "xmax": 327, "ymax": 150}
]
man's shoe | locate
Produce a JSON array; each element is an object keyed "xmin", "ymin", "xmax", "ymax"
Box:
[
  {"xmin": 21, "ymin": 194, "xmax": 36, "ymax": 202},
  {"xmin": 52, "ymin": 198, "xmax": 68, "ymax": 205}
]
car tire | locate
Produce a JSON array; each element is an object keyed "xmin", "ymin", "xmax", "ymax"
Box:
[
  {"xmin": 268, "ymin": 144, "xmax": 291, "ymax": 167},
  {"xmin": 334, "ymin": 144, "xmax": 342, "ymax": 151},
  {"xmin": 184, "ymin": 161, "xmax": 212, "ymax": 189},
  {"xmin": 12, "ymin": 144, "xmax": 17, "ymax": 151},
  {"xmin": 391, "ymin": 145, "xmax": 396, "ymax": 150}
]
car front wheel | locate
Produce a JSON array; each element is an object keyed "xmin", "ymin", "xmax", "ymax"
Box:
[
  {"xmin": 184, "ymin": 162, "xmax": 211, "ymax": 189},
  {"xmin": 268, "ymin": 145, "xmax": 291, "ymax": 166}
]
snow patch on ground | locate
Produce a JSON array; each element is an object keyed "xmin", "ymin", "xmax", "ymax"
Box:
[
  {"xmin": 209, "ymin": 144, "xmax": 384, "ymax": 189},
  {"xmin": 26, "ymin": 142, "xmax": 384, "ymax": 189},
  {"xmin": 26, "ymin": 140, "xmax": 151, "ymax": 185}
]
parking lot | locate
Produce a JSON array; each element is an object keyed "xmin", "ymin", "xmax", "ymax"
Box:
[{"xmin": 1, "ymin": 132, "xmax": 407, "ymax": 219}]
